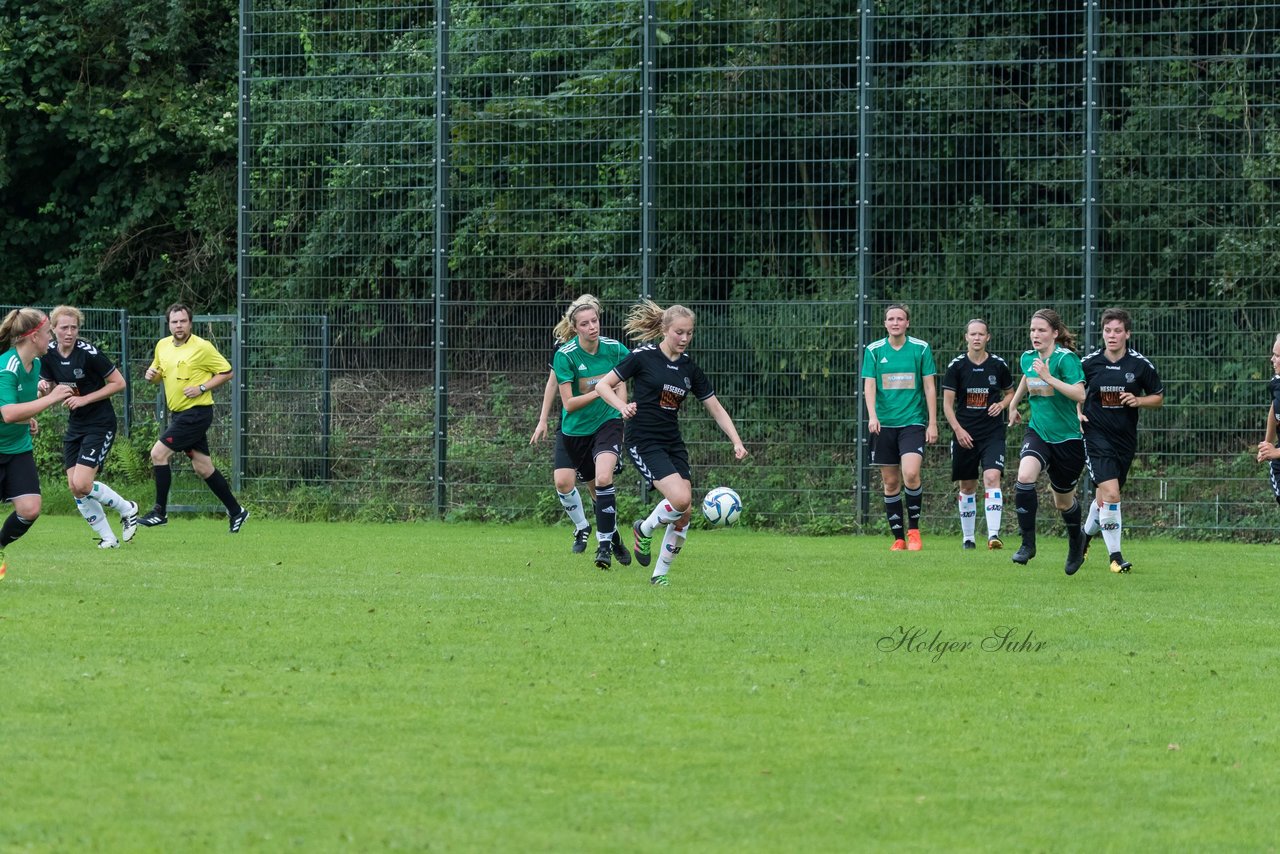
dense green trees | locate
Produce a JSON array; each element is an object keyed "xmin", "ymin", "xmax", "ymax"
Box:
[
  {"xmin": 3, "ymin": 1, "xmax": 1274, "ymax": 317},
  {"xmin": 0, "ymin": 0, "xmax": 237, "ymax": 311}
]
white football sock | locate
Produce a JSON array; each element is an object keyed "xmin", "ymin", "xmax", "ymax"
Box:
[
  {"xmin": 958, "ymin": 492, "xmax": 977, "ymax": 541},
  {"xmin": 557, "ymin": 489, "xmax": 589, "ymax": 530},
  {"xmin": 652, "ymin": 522, "xmax": 688, "ymax": 579},
  {"xmin": 1099, "ymin": 502, "xmax": 1122, "ymax": 556},
  {"xmin": 91, "ymin": 481, "xmax": 127, "ymax": 512},
  {"xmin": 641, "ymin": 500, "xmax": 684, "ymax": 537},
  {"xmin": 1083, "ymin": 498, "xmax": 1102, "ymax": 536},
  {"xmin": 76, "ymin": 496, "xmax": 116, "ymax": 542},
  {"xmin": 984, "ymin": 489, "xmax": 1003, "ymax": 539}
]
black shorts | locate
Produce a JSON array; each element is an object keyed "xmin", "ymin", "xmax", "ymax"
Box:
[
  {"xmin": 1083, "ymin": 433, "xmax": 1134, "ymax": 490},
  {"xmin": 63, "ymin": 423, "xmax": 116, "ymax": 471},
  {"xmin": 1018, "ymin": 430, "xmax": 1085, "ymax": 494},
  {"xmin": 1269, "ymin": 460, "xmax": 1280, "ymax": 501},
  {"xmin": 950, "ymin": 431, "xmax": 1006, "ymax": 482},
  {"xmin": 0, "ymin": 451, "xmax": 41, "ymax": 502},
  {"xmin": 870, "ymin": 424, "xmax": 926, "ymax": 468},
  {"xmin": 160, "ymin": 406, "xmax": 214, "ymax": 456},
  {"xmin": 554, "ymin": 420, "xmax": 625, "ymax": 483},
  {"xmin": 627, "ymin": 439, "xmax": 691, "ymax": 487}
]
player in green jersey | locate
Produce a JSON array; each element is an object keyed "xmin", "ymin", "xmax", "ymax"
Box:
[
  {"xmin": 1006, "ymin": 308, "xmax": 1087, "ymax": 575},
  {"xmin": 0, "ymin": 308, "xmax": 76, "ymax": 579},
  {"xmin": 861, "ymin": 304, "xmax": 938, "ymax": 551},
  {"xmin": 544, "ymin": 295, "xmax": 632, "ymax": 568}
]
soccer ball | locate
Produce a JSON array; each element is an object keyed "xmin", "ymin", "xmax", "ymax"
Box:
[{"xmin": 702, "ymin": 486, "xmax": 742, "ymax": 527}]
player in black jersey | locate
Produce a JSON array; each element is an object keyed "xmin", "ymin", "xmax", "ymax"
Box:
[
  {"xmin": 38, "ymin": 306, "xmax": 139, "ymax": 548},
  {"xmin": 595, "ymin": 301, "xmax": 748, "ymax": 586},
  {"xmin": 1078, "ymin": 308, "xmax": 1164, "ymax": 573},
  {"xmin": 1255, "ymin": 332, "xmax": 1280, "ymax": 508},
  {"xmin": 941, "ymin": 319, "xmax": 1013, "ymax": 550}
]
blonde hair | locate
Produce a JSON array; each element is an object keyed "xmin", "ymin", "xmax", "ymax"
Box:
[
  {"xmin": 886, "ymin": 303, "xmax": 911, "ymax": 321},
  {"xmin": 50, "ymin": 305, "xmax": 84, "ymax": 327},
  {"xmin": 1031, "ymin": 308, "xmax": 1077, "ymax": 352},
  {"xmin": 623, "ymin": 300, "xmax": 696, "ymax": 343},
  {"xmin": 552, "ymin": 294, "xmax": 603, "ymax": 344},
  {"xmin": 0, "ymin": 308, "xmax": 48, "ymax": 347}
]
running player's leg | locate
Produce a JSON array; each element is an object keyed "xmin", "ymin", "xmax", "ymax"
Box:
[
  {"xmin": 1012, "ymin": 434, "xmax": 1047, "ymax": 563},
  {"xmin": 647, "ymin": 473, "xmax": 691, "ymax": 585},
  {"xmin": 1092, "ymin": 449, "xmax": 1132, "ymax": 571},
  {"xmin": 629, "ymin": 443, "xmax": 682, "ymax": 569},
  {"xmin": 142, "ymin": 439, "xmax": 175, "ymax": 525},
  {"xmin": 186, "ymin": 421, "xmax": 247, "ymax": 533},
  {"xmin": 68, "ymin": 463, "xmax": 117, "ymax": 546},
  {"xmin": 590, "ymin": 421, "xmax": 627, "ymax": 568},
  {"xmin": 979, "ymin": 433, "xmax": 1006, "ymax": 548},
  {"xmin": 1, "ymin": 454, "xmax": 44, "ymax": 575},
  {"xmin": 1049, "ymin": 440, "xmax": 1086, "ymax": 576},
  {"xmin": 553, "ymin": 429, "xmax": 591, "ymax": 552}
]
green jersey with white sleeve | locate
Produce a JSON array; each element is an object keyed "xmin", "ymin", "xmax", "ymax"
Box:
[
  {"xmin": 552, "ymin": 336, "xmax": 630, "ymax": 436},
  {"xmin": 861, "ymin": 336, "xmax": 936, "ymax": 427},
  {"xmin": 1019, "ymin": 346, "xmax": 1085, "ymax": 443}
]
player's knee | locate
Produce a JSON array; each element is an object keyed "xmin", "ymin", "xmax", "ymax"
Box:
[{"xmin": 13, "ymin": 496, "xmax": 42, "ymax": 520}]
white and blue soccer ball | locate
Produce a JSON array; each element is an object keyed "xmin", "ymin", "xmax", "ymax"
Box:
[{"xmin": 701, "ymin": 486, "xmax": 742, "ymax": 527}]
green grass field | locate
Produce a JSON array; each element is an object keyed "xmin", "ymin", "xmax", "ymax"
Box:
[{"xmin": 1, "ymin": 516, "xmax": 1276, "ymax": 851}]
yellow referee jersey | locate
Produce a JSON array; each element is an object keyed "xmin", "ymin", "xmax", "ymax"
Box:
[{"xmin": 149, "ymin": 334, "xmax": 231, "ymax": 412}]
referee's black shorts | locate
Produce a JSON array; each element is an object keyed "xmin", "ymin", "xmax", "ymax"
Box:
[{"xmin": 159, "ymin": 406, "xmax": 214, "ymax": 456}]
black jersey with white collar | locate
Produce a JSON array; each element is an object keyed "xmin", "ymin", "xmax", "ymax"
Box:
[
  {"xmin": 612, "ymin": 343, "xmax": 713, "ymax": 445},
  {"xmin": 1080, "ymin": 347, "xmax": 1163, "ymax": 454},
  {"xmin": 40, "ymin": 339, "xmax": 119, "ymax": 429}
]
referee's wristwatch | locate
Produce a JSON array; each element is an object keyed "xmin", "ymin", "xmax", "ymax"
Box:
[{"xmin": 198, "ymin": 383, "xmax": 208, "ymax": 393}]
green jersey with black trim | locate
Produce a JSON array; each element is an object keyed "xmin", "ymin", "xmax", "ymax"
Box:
[
  {"xmin": 1020, "ymin": 346, "xmax": 1084, "ymax": 443},
  {"xmin": 861, "ymin": 336, "xmax": 936, "ymax": 427},
  {"xmin": 552, "ymin": 336, "xmax": 629, "ymax": 436}
]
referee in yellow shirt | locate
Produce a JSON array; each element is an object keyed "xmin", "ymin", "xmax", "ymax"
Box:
[{"xmin": 137, "ymin": 304, "xmax": 249, "ymax": 533}]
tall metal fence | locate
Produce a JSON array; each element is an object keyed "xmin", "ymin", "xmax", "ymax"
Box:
[{"xmin": 228, "ymin": 1, "xmax": 1279, "ymax": 534}]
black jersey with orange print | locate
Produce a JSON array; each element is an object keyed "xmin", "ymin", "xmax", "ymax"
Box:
[
  {"xmin": 941, "ymin": 353, "xmax": 1013, "ymax": 440},
  {"xmin": 1080, "ymin": 347, "xmax": 1163, "ymax": 455},
  {"xmin": 612, "ymin": 343, "xmax": 713, "ymax": 446}
]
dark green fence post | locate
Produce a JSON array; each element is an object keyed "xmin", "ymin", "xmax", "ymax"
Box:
[
  {"xmin": 235, "ymin": 0, "xmax": 253, "ymax": 493},
  {"xmin": 433, "ymin": 0, "xmax": 451, "ymax": 517},
  {"xmin": 1083, "ymin": 0, "xmax": 1100, "ymax": 351},
  {"xmin": 856, "ymin": 3, "xmax": 874, "ymax": 529}
]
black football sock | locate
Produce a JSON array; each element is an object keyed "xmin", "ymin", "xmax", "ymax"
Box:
[{"xmin": 153, "ymin": 464, "xmax": 172, "ymax": 514}]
